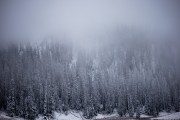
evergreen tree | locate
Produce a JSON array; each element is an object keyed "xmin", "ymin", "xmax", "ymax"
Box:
[
  {"xmin": 7, "ymin": 78, "xmax": 16, "ymax": 117},
  {"xmin": 24, "ymin": 87, "xmax": 37, "ymax": 119}
]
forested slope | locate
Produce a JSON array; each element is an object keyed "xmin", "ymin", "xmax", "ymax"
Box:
[{"xmin": 0, "ymin": 32, "xmax": 180, "ymax": 119}]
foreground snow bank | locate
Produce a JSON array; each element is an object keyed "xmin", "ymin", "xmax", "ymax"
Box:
[{"xmin": 152, "ymin": 112, "xmax": 180, "ymax": 120}]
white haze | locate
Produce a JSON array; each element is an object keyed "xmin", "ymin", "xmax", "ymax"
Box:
[{"xmin": 0, "ymin": 0, "xmax": 180, "ymax": 48}]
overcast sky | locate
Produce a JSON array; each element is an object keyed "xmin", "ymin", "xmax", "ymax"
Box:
[{"xmin": 0, "ymin": 0, "xmax": 180, "ymax": 45}]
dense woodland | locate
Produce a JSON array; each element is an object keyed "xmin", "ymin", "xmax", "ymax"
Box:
[{"xmin": 0, "ymin": 31, "xmax": 180, "ymax": 119}]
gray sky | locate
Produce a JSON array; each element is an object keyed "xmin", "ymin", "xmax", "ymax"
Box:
[{"xmin": 0, "ymin": 0, "xmax": 180, "ymax": 45}]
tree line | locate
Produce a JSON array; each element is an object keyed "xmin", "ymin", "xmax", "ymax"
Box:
[{"xmin": 0, "ymin": 32, "xmax": 180, "ymax": 119}]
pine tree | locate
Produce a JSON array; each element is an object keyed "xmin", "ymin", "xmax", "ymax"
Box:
[
  {"xmin": 18, "ymin": 91, "xmax": 24, "ymax": 117},
  {"xmin": 144, "ymin": 96, "xmax": 151, "ymax": 115},
  {"xmin": 128, "ymin": 96, "xmax": 134, "ymax": 117},
  {"xmin": 118, "ymin": 91, "xmax": 126, "ymax": 116},
  {"xmin": 136, "ymin": 100, "xmax": 141, "ymax": 118},
  {"xmin": 178, "ymin": 88, "xmax": 180, "ymax": 111},
  {"xmin": 48, "ymin": 83, "xmax": 56, "ymax": 114},
  {"xmin": 24, "ymin": 87, "xmax": 37, "ymax": 119},
  {"xmin": 7, "ymin": 78, "xmax": 16, "ymax": 117}
]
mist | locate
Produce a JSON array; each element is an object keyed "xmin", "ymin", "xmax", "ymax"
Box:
[
  {"xmin": 0, "ymin": 1, "xmax": 180, "ymax": 120},
  {"xmin": 0, "ymin": 0, "xmax": 180, "ymax": 46}
]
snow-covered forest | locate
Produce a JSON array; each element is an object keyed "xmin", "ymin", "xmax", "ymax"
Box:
[
  {"xmin": 0, "ymin": 31, "xmax": 180, "ymax": 119},
  {"xmin": 0, "ymin": 0, "xmax": 180, "ymax": 120}
]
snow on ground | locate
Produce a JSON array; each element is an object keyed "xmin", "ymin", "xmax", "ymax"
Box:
[
  {"xmin": 36, "ymin": 110, "xmax": 119, "ymax": 120},
  {"xmin": 36, "ymin": 111, "xmax": 87, "ymax": 120},
  {"xmin": 140, "ymin": 114, "xmax": 152, "ymax": 118},
  {"xmin": 53, "ymin": 111, "xmax": 86, "ymax": 120},
  {"xmin": 94, "ymin": 112, "xmax": 118, "ymax": 119},
  {"xmin": 0, "ymin": 111, "xmax": 24, "ymax": 120},
  {"xmin": 0, "ymin": 111, "xmax": 11, "ymax": 119},
  {"xmin": 93, "ymin": 109, "xmax": 119, "ymax": 119},
  {"xmin": 152, "ymin": 112, "xmax": 180, "ymax": 120},
  {"xmin": 1, "ymin": 110, "xmax": 117, "ymax": 120},
  {"xmin": 2, "ymin": 110, "xmax": 179, "ymax": 120},
  {"xmin": 158, "ymin": 111, "xmax": 172, "ymax": 117}
]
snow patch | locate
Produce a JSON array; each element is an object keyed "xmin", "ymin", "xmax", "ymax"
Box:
[
  {"xmin": 0, "ymin": 111, "xmax": 24, "ymax": 120},
  {"xmin": 140, "ymin": 114, "xmax": 152, "ymax": 118},
  {"xmin": 158, "ymin": 111, "xmax": 171, "ymax": 117},
  {"xmin": 36, "ymin": 111, "xmax": 87, "ymax": 120},
  {"xmin": 94, "ymin": 110, "xmax": 118, "ymax": 119},
  {"xmin": 0, "ymin": 112, "xmax": 11, "ymax": 119},
  {"xmin": 36, "ymin": 110, "xmax": 119, "ymax": 120},
  {"xmin": 94, "ymin": 113, "xmax": 118, "ymax": 119},
  {"xmin": 53, "ymin": 111, "xmax": 85, "ymax": 120},
  {"xmin": 152, "ymin": 112, "xmax": 180, "ymax": 120}
]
